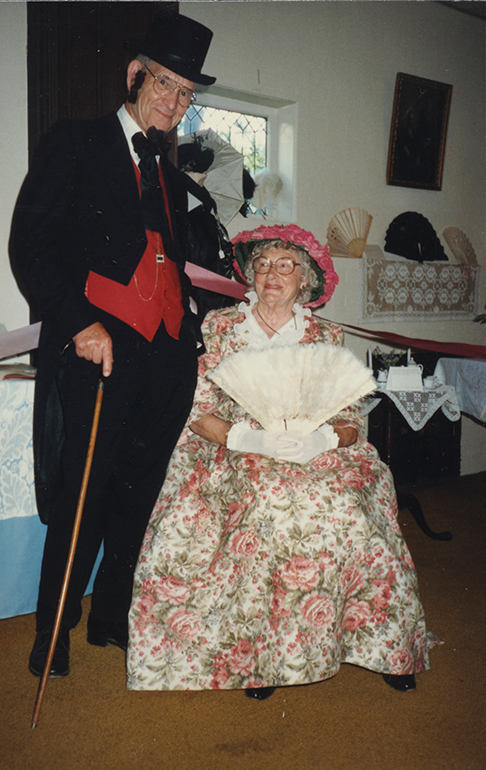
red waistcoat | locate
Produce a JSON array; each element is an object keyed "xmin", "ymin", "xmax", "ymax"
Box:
[{"xmin": 85, "ymin": 161, "xmax": 184, "ymax": 342}]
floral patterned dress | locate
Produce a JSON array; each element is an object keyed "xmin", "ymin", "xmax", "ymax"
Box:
[{"xmin": 127, "ymin": 298, "xmax": 434, "ymax": 691}]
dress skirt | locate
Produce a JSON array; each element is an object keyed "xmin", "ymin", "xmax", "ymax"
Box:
[{"xmin": 127, "ymin": 308, "xmax": 436, "ymax": 691}]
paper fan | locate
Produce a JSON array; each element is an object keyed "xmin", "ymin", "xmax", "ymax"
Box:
[
  {"xmin": 442, "ymin": 227, "xmax": 478, "ymax": 266},
  {"xmin": 208, "ymin": 343, "xmax": 376, "ymax": 433},
  {"xmin": 327, "ymin": 208, "xmax": 373, "ymax": 259}
]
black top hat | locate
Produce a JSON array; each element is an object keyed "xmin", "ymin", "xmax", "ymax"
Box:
[{"xmin": 128, "ymin": 13, "xmax": 216, "ymax": 86}]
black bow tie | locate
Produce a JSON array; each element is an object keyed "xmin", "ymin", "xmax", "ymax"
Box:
[
  {"xmin": 131, "ymin": 131, "xmax": 175, "ymax": 259},
  {"xmin": 133, "ymin": 128, "xmax": 171, "ymax": 157},
  {"xmin": 147, "ymin": 127, "xmax": 171, "ymax": 154},
  {"xmin": 132, "ymin": 131, "xmax": 156, "ymax": 161},
  {"xmin": 132, "ymin": 132, "xmax": 165, "ymax": 234}
]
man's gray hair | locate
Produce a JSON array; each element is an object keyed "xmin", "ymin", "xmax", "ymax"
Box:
[{"xmin": 135, "ymin": 53, "xmax": 152, "ymax": 67}]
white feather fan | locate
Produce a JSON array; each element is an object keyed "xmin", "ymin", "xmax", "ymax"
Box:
[
  {"xmin": 442, "ymin": 227, "xmax": 478, "ymax": 266},
  {"xmin": 208, "ymin": 343, "xmax": 376, "ymax": 433},
  {"xmin": 327, "ymin": 208, "xmax": 373, "ymax": 259}
]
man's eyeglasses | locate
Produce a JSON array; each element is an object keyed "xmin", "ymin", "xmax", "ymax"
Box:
[
  {"xmin": 145, "ymin": 66, "xmax": 196, "ymax": 107},
  {"xmin": 252, "ymin": 256, "xmax": 302, "ymax": 275}
]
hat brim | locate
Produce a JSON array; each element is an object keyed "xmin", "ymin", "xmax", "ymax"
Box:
[
  {"xmin": 231, "ymin": 224, "xmax": 339, "ymax": 308},
  {"xmin": 126, "ymin": 39, "xmax": 216, "ymax": 85},
  {"xmin": 233, "ymin": 239, "xmax": 327, "ymax": 308}
]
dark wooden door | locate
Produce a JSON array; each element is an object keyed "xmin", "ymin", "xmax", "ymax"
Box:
[
  {"xmin": 25, "ymin": 1, "xmax": 179, "ymax": 337},
  {"xmin": 27, "ymin": 1, "xmax": 178, "ymax": 160}
]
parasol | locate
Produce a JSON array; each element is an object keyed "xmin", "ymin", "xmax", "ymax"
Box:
[{"xmin": 178, "ymin": 128, "xmax": 244, "ymax": 227}]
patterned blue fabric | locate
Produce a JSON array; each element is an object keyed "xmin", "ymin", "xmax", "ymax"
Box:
[
  {"xmin": 0, "ymin": 379, "xmax": 36, "ymax": 521},
  {"xmin": 0, "ymin": 516, "xmax": 102, "ymax": 617},
  {"xmin": 0, "ymin": 379, "xmax": 101, "ymax": 618}
]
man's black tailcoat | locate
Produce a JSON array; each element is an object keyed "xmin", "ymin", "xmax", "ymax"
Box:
[{"xmin": 9, "ymin": 111, "xmax": 200, "ymax": 629}]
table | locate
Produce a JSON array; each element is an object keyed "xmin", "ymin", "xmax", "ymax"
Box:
[
  {"xmin": 434, "ymin": 358, "xmax": 486, "ymax": 423},
  {"xmin": 0, "ymin": 377, "xmax": 100, "ymax": 619},
  {"xmin": 363, "ymin": 384, "xmax": 460, "ymax": 436},
  {"xmin": 364, "ymin": 384, "xmax": 460, "ymax": 541}
]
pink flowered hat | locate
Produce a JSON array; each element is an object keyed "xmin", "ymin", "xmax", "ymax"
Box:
[{"xmin": 232, "ymin": 224, "xmax": 339, "ymax": 308}]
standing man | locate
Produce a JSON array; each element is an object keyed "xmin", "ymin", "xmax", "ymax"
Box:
[{"xmin": 9, "ymin": 14, "xmax": 216, "ymax": 678}]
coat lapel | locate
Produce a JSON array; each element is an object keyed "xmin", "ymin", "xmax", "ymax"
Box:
[
  {"xmin": 90, "ymin": 112, "xmax": 143, "ymax": 227},
  {"xmin": 90, "ymin": 113, "xmax": 189, "ymax": 266},
  {"xmin": 88, "ymin": 122, "xmax": 197, "ymax": 334}
]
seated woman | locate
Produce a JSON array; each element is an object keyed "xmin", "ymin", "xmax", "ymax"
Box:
[{"xmin": 127, "ymin": 224, "xmax": 436, "ymax": 700}]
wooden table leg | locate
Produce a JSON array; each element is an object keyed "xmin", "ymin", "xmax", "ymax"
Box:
[{"xmin": 397, "ymin": 488, "xmax": 453, "ymax": 541}]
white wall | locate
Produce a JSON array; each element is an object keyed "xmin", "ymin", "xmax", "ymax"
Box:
[
  {"xmin": 0, "ymin": 1, "xmax": 28, "ymax": 333},
  {"xmin": 1, "ymin": 1, "xmax": 484, "ymax": 473},
  {"xmin": 180, "ymin": 0, "xmax": 485, "ymax": 475}
]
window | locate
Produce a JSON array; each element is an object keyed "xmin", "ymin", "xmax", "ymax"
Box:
[
  {"xmin": 178, "ymin": 88, "xmax": 297, "ymax": 222},
  {"xmin": 178, "ymin": 106, "xmax": 267, "ymax": 177}
]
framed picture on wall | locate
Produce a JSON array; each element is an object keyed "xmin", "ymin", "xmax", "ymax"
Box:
[{"xmin": 386, "ymin": 73, "xmax": 453, "ymax": 191}]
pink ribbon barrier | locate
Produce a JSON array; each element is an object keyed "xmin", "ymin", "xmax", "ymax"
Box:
[
  {"xmin": 0, "ymin": 321, "xmax": 41, "ymax": 360},
  {"xmin": 319, "ymin": 318, "xmax": 486, "ymax": 361},
  {"xmin": 184, "ymin": 262, "xmax": 247, "ymax": 301},
  {"xmin": 1, "ymin": 265, "xmax": 484, "ymax": 361}
]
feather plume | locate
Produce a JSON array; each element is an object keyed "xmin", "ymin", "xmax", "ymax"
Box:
[
  {"xmin": 208, "ymin": 343, "xmax": 376, "ymax": 433},
  {"xmin": 253, "ymin": 169, "xmax": 283, "ymax": 213}
]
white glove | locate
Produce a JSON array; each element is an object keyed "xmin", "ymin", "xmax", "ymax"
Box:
[
  {"xmin": 275, "ymin": 424, "xmax": 339, "ymax": 464},
  {"xmin": 226, "ymin": 423, "xmax": 284, "ymax": 459}
]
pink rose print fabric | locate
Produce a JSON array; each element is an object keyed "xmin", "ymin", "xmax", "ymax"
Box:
[{"xmin": 127, "ymin": 308, "xmax": 435, "ymax": 691}]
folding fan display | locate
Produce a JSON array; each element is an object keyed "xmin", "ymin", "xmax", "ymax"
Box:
[
  {"xmin": 208, "ymin": 343, "xmax": 376, "ymax": 433},
  {"xmin": 326, "ymin": 208, "xmax": 373, "ymax": 259},
  {"xmin": 442, "ymin": 227, "xmax": 478, "ymax": 266}
]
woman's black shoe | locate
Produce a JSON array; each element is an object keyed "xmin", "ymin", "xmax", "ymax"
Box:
[
  {"xmin": 245, "ymin": 687, "xmax": 276, "ymax": 701},
  {"xmin": 382, "ymin": 673, "xmax": 416, "ymax": 692}
]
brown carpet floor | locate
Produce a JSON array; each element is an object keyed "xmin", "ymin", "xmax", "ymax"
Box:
[{"xmin": 1, "ymin": 472, "xmax": 485, "ymax": 770}]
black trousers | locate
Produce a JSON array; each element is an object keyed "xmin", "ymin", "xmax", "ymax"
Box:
[{"xmin": 35, "ymin": 314, "xmax": 198, "ymax": 631}]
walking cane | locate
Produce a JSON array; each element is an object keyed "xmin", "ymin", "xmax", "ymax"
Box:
[{"xmin": 31, "ymin": 379, "xmax": 104, "ymax": 728}]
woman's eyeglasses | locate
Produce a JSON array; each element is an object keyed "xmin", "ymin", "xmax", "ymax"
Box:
[{"xmin": 252, "ymin": 256, "xmax": 302, "ymax": 275}]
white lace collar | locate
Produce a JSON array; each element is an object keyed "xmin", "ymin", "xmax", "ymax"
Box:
[{"xmin": 234, "ymin": 291, "xmax": 311, "ymax": 349}]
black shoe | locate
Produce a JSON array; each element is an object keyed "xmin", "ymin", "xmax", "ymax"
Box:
[
  {"xmin": 245, "ymin": 687, "xmax": 276, "ymax": 701},
  {"xmin": 87, "ymin": 620, "xmax": 128, "ymax": 652},
  {"xmin": 29, "ymin": 625, "xmax": 70, "ymax": 678},
  {"xmin": 382, "ymin": 673, "xmax": 416, "ymax": 692}
]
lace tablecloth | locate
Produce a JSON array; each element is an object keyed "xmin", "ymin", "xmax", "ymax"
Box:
[
  {"xmin": 0, "ymin": 378, "xmax": 101, "ymax": 618},
  {"xmin": 362, "ymin": 385, "xmax": 461, "ymax": 431},
  {"xmin": 362, "ymin": 258, "xmax": 481, "ymax": 321},
  {"xmin": 434, "ymin": 359, "xmax": 486, "ymax": 423},
  {"xmin": 0, "ymin": 378, "xmax": 37, "ymax": 520}
]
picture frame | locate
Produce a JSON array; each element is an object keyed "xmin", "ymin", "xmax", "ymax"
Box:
[{"xmin": 386, "ymin": 73, "xmax": 453, "ymax": 191}]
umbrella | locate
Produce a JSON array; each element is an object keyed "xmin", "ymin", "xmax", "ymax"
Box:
[{"xmin": 178, "ymin": 128, "xmax": 244, "ymax": 227}]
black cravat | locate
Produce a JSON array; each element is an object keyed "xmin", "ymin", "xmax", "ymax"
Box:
[{"xmin": 132, "ymin": 131, "xmax": 175, "ymax": 260}]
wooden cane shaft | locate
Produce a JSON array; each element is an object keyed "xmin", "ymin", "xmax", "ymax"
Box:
[{"xmin": 31, "ymin": 380, "xmax": 104, "ymax": 728}]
